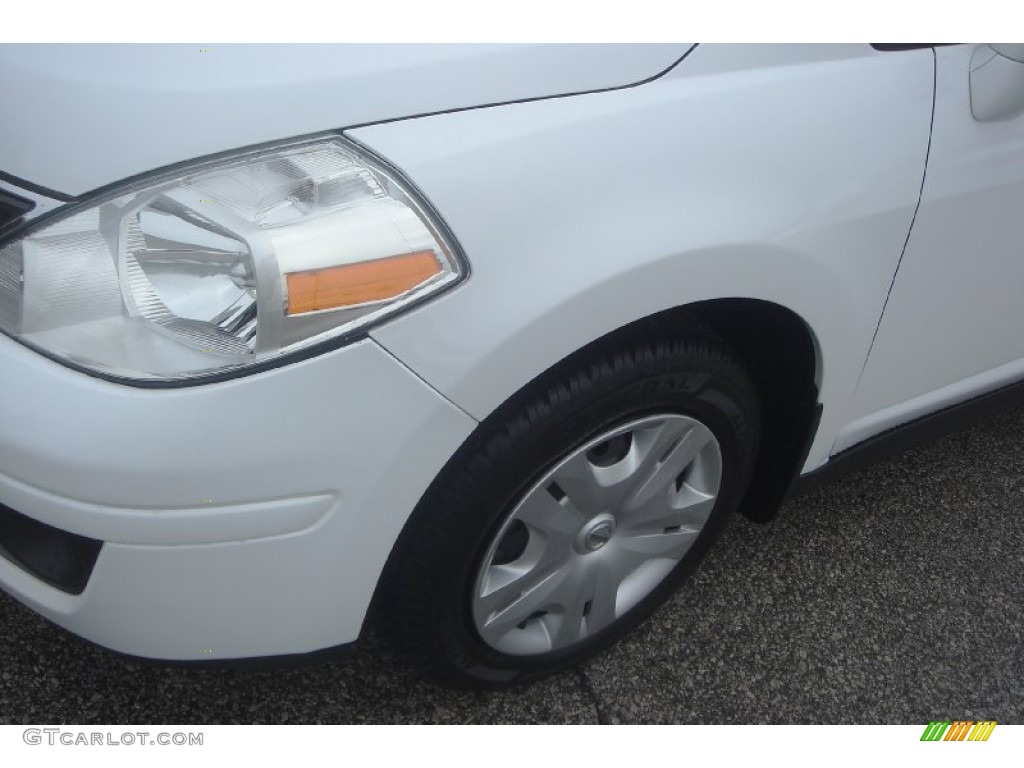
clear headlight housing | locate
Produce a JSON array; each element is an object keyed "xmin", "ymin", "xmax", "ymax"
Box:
[{"xmin": 0, "ymin": 136, "xmax": 464, "ymax": 383}]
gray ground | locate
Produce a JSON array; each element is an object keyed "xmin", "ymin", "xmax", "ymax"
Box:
[{"xmin": 1, "ymin": 406, "xmax": 1021, "ymax": 724}]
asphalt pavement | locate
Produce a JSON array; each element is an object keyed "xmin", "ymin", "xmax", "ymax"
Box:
[{"xmin": 1, "ymin": 405, "xmax": 1021, "ymax": 724}]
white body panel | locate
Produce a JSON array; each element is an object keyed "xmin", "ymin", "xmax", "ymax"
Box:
[
  {"xmin": 836, "ymin": 44, "xmax": 1024, "ymax": 452},
  {"xmin": 358, "ymin": 44, "xmax": 934, "ymax": 471},
  {"xmin": 0, "ymin": 44, "xmax": 688, "ymax": 195},
  {"xmin": 0, "ymin": 335, "xmax": 476, "ymax": 657}
]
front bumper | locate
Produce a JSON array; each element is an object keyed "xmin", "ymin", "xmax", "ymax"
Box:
[{"xmin": 0, "ymin": 333, "xmax": 477, "ymax": 660}]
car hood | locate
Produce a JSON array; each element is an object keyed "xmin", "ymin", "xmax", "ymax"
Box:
[{"xmin": 0, "ymin": 44, "xmax": 690, "ymax": 197}]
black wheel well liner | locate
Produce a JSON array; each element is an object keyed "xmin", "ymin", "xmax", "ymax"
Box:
[{"xmin": 680, "ymin": 299, "xmax": 821, "ymax": 522}]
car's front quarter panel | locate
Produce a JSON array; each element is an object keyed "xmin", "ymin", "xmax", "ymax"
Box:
[{"xmin": 355, "ymin": 44, "xmax": 936, "ymax": 471}]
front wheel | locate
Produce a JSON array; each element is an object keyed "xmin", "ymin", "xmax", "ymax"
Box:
[{"xmin": 378, "ymin": 329, "xmax": 760, "ymax": 687}]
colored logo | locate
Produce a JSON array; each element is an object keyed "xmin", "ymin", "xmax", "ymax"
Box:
[{"xmin": 920, "ymin": 721, "xmax": 996, "ymax": 742}]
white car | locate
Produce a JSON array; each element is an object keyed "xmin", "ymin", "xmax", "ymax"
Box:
[{"xmin": 1, "ymin": 43, "xmax": 1022, "ymax": 687}]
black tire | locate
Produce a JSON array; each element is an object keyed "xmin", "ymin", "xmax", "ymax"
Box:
[{"xmin": 376, "ymin": 326, "xmax": 760, "ymax": 688}]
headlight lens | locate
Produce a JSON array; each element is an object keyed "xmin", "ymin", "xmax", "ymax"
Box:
[{"xmin": 0, "ymin": 136, "xmax": 463, "ymax": 383}]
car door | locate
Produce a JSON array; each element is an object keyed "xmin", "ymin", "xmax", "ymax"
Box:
[{"xmin": 835, "ymin": 43, "xmax": 1024, "ymax": 453}]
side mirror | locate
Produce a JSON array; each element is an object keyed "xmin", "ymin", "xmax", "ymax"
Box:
[{"xmin": 971, "ymin": 44, "xmax": 1024, "ymax": 121}]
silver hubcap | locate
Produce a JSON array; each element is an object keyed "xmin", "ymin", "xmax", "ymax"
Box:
[{"xmin": 471, "ymin": 413, "xmax": 723, "ymax": 656}]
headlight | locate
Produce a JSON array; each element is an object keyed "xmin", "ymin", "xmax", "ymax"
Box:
[{"xmin": 0, "ymin": 136, "xmax": 464, "ymax": 384}]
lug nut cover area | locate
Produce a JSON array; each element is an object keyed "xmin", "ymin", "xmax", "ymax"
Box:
[{"xmin": 578, "ymin": 514, "xmax": 617, "ymax": 552}]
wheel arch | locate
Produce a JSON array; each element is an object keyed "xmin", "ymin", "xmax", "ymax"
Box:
[
  {"xmin": 366, "ymin": 298, "xmax": 820, "ymax": 639},
  {"xmin": 543, "ymin": 298, "xmax": 822, "ymax": 524}
]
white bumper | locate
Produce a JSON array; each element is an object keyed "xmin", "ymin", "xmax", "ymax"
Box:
[{"xmin": 0, "ymin": 334, "xmax": 476, "ymax": 659}]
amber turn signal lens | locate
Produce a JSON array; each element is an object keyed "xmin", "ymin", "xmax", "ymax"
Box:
[{"xmin": 286, "ymin": 251, "xmax": 441, "ymax": 315}]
